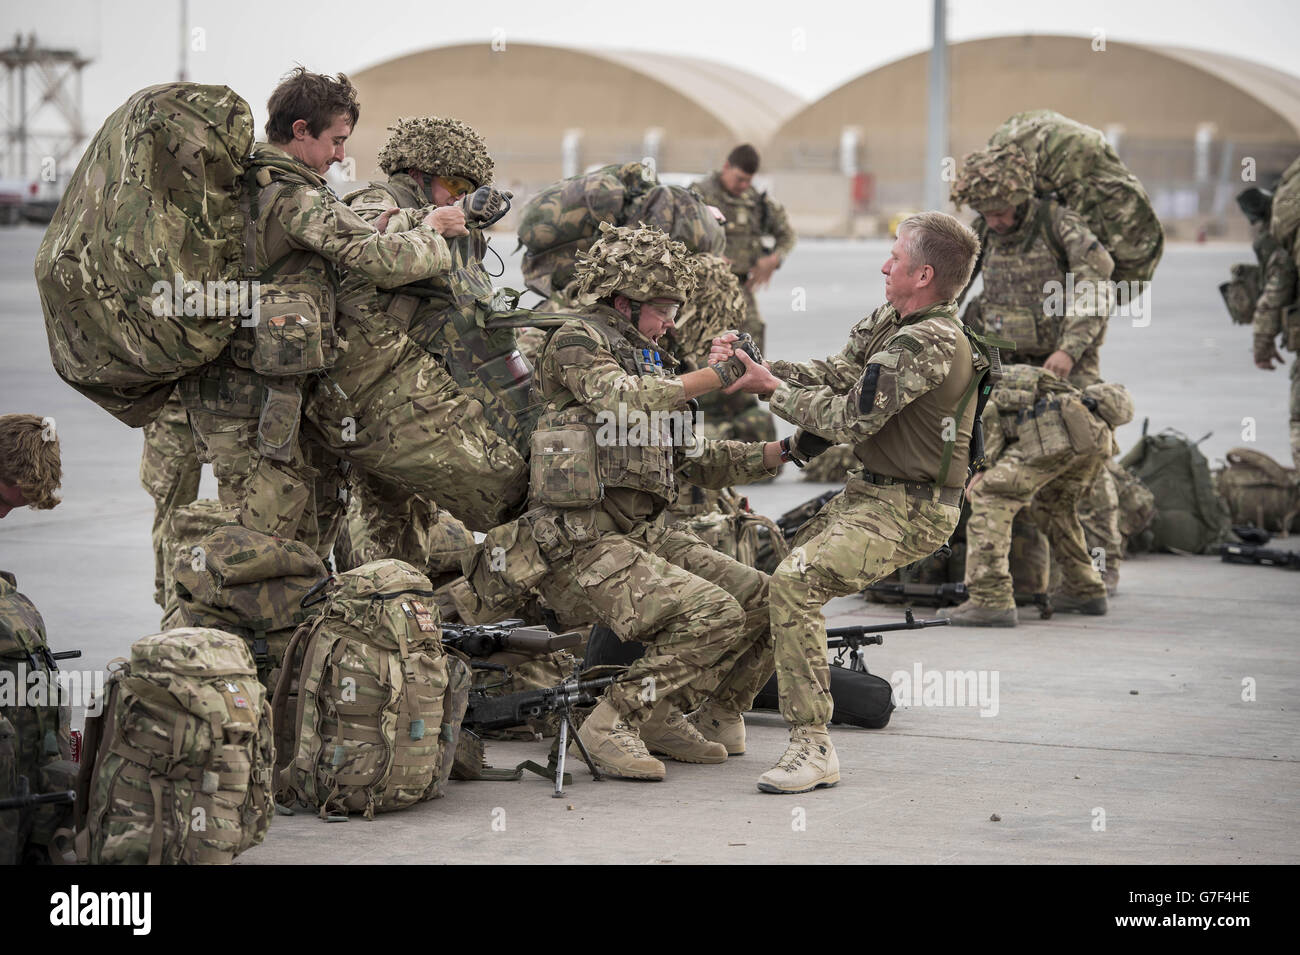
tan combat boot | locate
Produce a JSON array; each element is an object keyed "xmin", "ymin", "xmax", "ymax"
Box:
[
  {"xmin": 686, "ymin": 700, "xmax": 746, "ymax": 756},
  {"xmin": 757, "ymin": 725, "xmax": 840, "ymax": 794},
  {"xmin": 640, "ymin": 701, "xmax": 728, "ymax": 763},
  {"xmin": 1052, "ymin": 591, "xmax": 1108, "ymax": 615},
  {"xmin": 941, "ymin": 600, "xmax": 1019, "ymax": 627},
  {"xmin": 573, "ymin": 700, "xmax": 666, "ymax": 781}
]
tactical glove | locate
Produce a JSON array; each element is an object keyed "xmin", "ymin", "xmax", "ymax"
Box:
[
  {"xmin": 709, "ymin": 332, "xmax": 764, "ymax": 389},
  {"xmin": 461, "ymin": 185, "xmax": 513, "ymax": 228}
]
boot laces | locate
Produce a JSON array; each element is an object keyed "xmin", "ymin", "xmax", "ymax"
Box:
[{"xmin": 611, "ymin": 720, "xmax": 651, "ymax": 758}]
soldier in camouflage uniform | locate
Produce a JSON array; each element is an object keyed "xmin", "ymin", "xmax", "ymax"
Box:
[
  {"xmin": 324, "ymin": 116, "xmax": 529, "ymax": 566},
  {"xmin": 952, "ymin": 143, "xmax": 1127, "ymax": 593},
  {"xmin": 942, "ymin": 369, "xmax": 1130, "ymax": 625},
  {"xmin": 523, "ymin": 224, "xmax": 786, "ymax": 781},
  {"xmin": 139, "ymin": 389, "xmax": 202, "ymax": 607},
  {"xmin": 1243, "ymin": 178, "xmax": 1300, "ymax": 468},
  {"xmin": 176, "ymin": 70, "xmax": 461, "ymax": 548},
  {"xmin": 692, "ymin": 145, "xmax": 796, "ymax": 446},
  {"xmin": 710, "ymin": 213, "xmax": 984, "ymax": 794}
]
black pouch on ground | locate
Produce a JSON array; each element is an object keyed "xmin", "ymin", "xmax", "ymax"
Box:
[{"xmin": 584, "ymin": 624, "xmax": 896, "ymax": 729}]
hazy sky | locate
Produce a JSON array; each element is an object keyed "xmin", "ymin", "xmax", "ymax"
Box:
[{"xmin": 6, "ymin": 0, "xmax": 1299, "ymax": 137}]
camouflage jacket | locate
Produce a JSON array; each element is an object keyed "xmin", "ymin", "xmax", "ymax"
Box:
[
  {"xmin": 979, "ymin": 198, "xmax": 1113, "ymax": 363},
  {"xmin": 768, "ymin": 300, "xmax": 977, "ymax": 486},
  {"xmin": 534, "ymin": 303, "xmax": 775, "ymax": 517},
  {"xmin": 250, "ymin": 144, "xmax": 451, "ymax": 291},
  {"xmin": 691, "ymin": 171, "xmax": 796, "ymax": 278},
  {"xmin": 1251, "ymin": 219, "xmax": 1297, "ymax": 342}
]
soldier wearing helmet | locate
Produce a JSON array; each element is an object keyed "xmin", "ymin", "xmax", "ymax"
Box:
[{"xmin": 516, "ymin": 223, "xmax": 785, "ymax": 781}]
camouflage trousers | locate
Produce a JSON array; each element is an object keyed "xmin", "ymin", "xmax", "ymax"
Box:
[
  {"xmin": 301, "ymin": 308, "xmax": 527, "ymax": 534},
  {"xmin": 140, "ymin": 390, "xmax": 202, "ymax": 607},
  {"xmin": 696, "ymin": 388, "xmax": 777, "ymax": 445},
  {"xmin": 966, "ymin": 447, "xmax": 1108, "ymax": 609},
  {"xmin": 1290, "ymin": 355, "xmax": 1300, "ymax": 470},
  {"xmin": 534, "ymin": 514, "xmax": 772, "ymax": 725},
  {"xmin": 1007, "ymin": 461, "xmax": 1123, "ymax": 595},
  {"xmin": 337, "ymin": 473, "xmax": 475, "ymax": 577},
  {"xmin": 771, "ymin": 476, "xmax": 960, "ymax": 727}
]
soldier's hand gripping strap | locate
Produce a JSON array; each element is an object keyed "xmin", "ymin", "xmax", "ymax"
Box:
[{"xmin": 462, "ymin": 185, "xmax": 513, "ymax": 228}]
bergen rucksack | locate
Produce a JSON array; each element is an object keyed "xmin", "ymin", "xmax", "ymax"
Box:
[
  {"xmin": 77, "ymin": 628, "xmax": 274, "ymax": 865},
  {"xmin": 1216, "ymin": 446, "xmax": 1300, "ymax": 534},
  {"xmin": 272, "ymin": 560, "xmax": 469, "ymax": 819},
  {"xmin": 173, "ymin": 525, "xmax": 327, "ymax": 691},
  {"xmin": 517, "ymin": 163, "xmax": 724, "ymax": 298},
  {"xmin": 988, "ymin": 109, "xmax": 1164, "ymax": 283},
  {"xmin": 1120, "ymin": 422, "xmax": 1231, "ymax": 553},
  {"xmin": 0, "ymin": 573, "xmax": 75, "ymax": 862},
  {"xmin": 36, "ymin": 83, "xmax": 256, "ymax": 425}
]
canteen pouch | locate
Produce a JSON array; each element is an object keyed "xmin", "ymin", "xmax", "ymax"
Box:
[
  {"xmin": 530, "ymin": 426, "xmax": 604, "ymax": 508},
  {"xmin": 249, "ymin": 286, "xmax": 327, "ymax": 376}
]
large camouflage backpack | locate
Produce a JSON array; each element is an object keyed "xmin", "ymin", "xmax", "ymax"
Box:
[
  {"xmin": 77, "ymin": 628, "xmax": 274, "ymax": 864},
  {"xmin": 0, "ymin": 572, "xmax": 75, "ymax": 862},
  {"xmin": 1220, "ymin": 263, "xmax": 1262, "ymax": 325},
  {"xmin": 1270, "ymin": 155, "xmax": 1300, "ymax": 256},
  {"xmin": 272, "ymin": 560, "xmax": 470, "ymax": 818},
  {"xmin": 988, "ymin": 109, "xmax": 1163, "ymax": 283},
  {"xmin": 1120, "ymin": 422, "xmax": 1232, "ymax": 554},
  {"xmin": 1215, "ymin": 446, "xmax": 1300, "ymax": 534},
  {"xmin": 173, "ymin": 525, "xmax": 328, "ymax": 691},
  {"xmin": 1107, "ymin": 458, "xmax": 1157, "ymax": 548},
  {"xmin": 517, "ymin": 162, "xmax": 724, "ymax": 297},
  {"xmin": 159, "ymin": 499, "xmax": 240, "ymax": 629},
  {"xmin": 36, "ymin": 83, "xmax": 255, "ymax": 426}
]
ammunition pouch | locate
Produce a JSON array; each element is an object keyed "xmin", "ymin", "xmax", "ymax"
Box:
[
  {"xmin": 983, "ymin": 303, "xmax": 1049, "ymax": 358},
  {"xmin": 230, "ymin": 278, "xmax": 336, "ymax": 376},
  {"xmin": 1014, "ymin": 396, "xmax": 1108, "ymax": 462},
  {"xmin": 530, "ymin": 423, "xmax": 604, "ymax": 508},
  {"xmin": 257, "ymin": 385, "xmax": 303, "ymax": 463}
]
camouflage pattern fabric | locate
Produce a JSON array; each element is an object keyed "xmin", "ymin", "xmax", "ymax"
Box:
[
  {"xmin": 84, "ymin": 629, "xmax": 274, "ymax": 864},
  {"xmin": 159, "ymin": 499, "xmax": 240, "ymax": 629},
  {"xmin": 1077, "ymin": 463, "xmax": 1124, "ymax": 589},
  {"xmin": 986, "ymin": 109, "xmax": 1164, "ymax": 284},
  {"xmin": 140, "ymin": 390, "xmax": 203, "ymax": 607},
  {"xmin": 37, "ymin": 83, "xmax": 255, "ymax": 425},
  {"xmin": 772, "ymin": 476, "xmax": 959, "ymax": 725},
  {"xmin": 272, "ymin": 560, "xmax": 463, "ymax": 817},
  {"xmin": 1254, "ymin": 161, "xmax": 1300, "ymax": 468},
  {"xmin": 178, "ymin": 141, "xmax": 456, "ymax": 545},
  {"xmin": 950, "ymin": 143, "xmax": 1035, "ymax": 213},
  {"xmin": 572, "ymin": 222, "xmax": 698, "ymax": 305},
  {"xmin": 469, "ymin": 649, "xmax": 581, "ymax": 739},
  {"xmin": 768, "ymin": 301, "xmax": 978, "ymax": 486},
  {"xmin": 336, "ymin": 476, "xmax": 475, "ymax": 581},
  {"xmin": 376, "ymin": 116, "xmax": 493, "ymax": 187},
  {"xmin": 974, "ymin": 198, "xmax": 1114, "ymax": 374},
  {"xmin": 798, "ymin": 444, "xmax": 858, "ymax": 483},
  {"xmin": 173, "ymin": 524, "xmax": 327, "ymax": 690},
  {"xmin": 0, "ymin": 715, "xmax": 16, "ymax": 864},
  {"xmin": 1216, "ymin": 446, "xmax": 1300, "ymax": 533},
  {"xmin": 0, "ymin": 574, "xmax": 73, "ymax": 861},
  {"xmin": 690, "ymin": 170, "xmax": 796, "ymax": 281}
]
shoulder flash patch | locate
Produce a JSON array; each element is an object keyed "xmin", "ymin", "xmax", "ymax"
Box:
[
  {"xmin": 890, "ymin": 334, "xmax": 923, "ymax": 355},
  {"xmin": 552, "ymin": 331, "xmax": 601, "ymax": 352}
]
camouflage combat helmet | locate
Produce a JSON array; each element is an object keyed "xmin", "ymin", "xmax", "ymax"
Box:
[
  {"xmin": 376, "ymin": 116, "xmax": 494, "ymax": 187},
  {"xmin": 573, "ymin": 222, "xmax": 698, "ymax": 306},
  {"xmin": 674, "ymin": 253, "xmax": 745, "ymax": 349},
  {"xmin": 951, "ymin": 143, "xmax": 1035, "ymax": 213}
]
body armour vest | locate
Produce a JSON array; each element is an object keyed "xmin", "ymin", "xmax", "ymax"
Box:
[
  {"xmin": 531, "ymin": 308, "xmax": 679, "ymax": 510},
  {"xmin": 358, "ymin": 175, "xmax": 534, "ymax": 450},
  {"xmin": 853, "ymin": 305, "xmax": 979, "ymax": 488},
  {"xmin": 693, "ymin": 172, "xmax": 768, "ymax": 277},
  {"xmin": 980, "ymin": 199, "xmax": 1068, "ymax": 360}
]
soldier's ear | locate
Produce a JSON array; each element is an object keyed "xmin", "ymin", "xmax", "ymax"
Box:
[{"xmin": 292, "ymin": 118, "xmax": 311, "ymax": 141}]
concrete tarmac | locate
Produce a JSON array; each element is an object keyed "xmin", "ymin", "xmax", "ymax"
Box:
[{"xmin": 2, "ymin": 225, "xmax": 1297, "ymax": 863}]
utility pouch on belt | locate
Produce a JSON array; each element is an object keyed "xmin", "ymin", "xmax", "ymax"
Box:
[
  {"xmin": 1284, "ymin": 303, "xmax": 1300, "ymax": 352},
  {"xmin": 983, "ymin": 304, "xmax": 1047, "ymax": 356},
  {"xmin": 529, "ymin": 426, "xmax": 604, "ymax": 508},
  {"xmin": 257, "ymin": 385, "xmax": 302, "ymax": 462},
  {"xmin": 1060, "ymin": 396, "xmax": 1111, "ymax": 454},
  {"xmin": 249, "ymin": 286, "xmax": 328, "ymax": 376},
  {"xmin": 1016, "ymin": 399, "xmax": 1071, "ymax": 461}
]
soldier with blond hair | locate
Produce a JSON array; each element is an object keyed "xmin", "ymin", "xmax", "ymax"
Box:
[{"xmin": 0, "ymin": 413, "xmax": 62, "ymax": 518}]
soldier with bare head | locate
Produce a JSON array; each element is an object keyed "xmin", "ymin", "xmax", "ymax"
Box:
[
  {"xmin": 0, "ymin": 413, "xmax": 62, "ymax": 519},
  {"xmin": 710, "ymin": 212, "xmax": 986, "ymax": 794}
]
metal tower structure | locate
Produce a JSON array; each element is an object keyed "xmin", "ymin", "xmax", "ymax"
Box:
[{"xmin": 1, "ymin": 33, "xmax": 91, "ymax": 182}]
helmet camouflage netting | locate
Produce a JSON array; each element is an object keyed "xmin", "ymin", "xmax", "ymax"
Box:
[
  {"xmin": 573, "ymin": 222, "xmax": 698, "ymax": 305},
  {"xmin": 376, "ymin": 116, "xmax": 494, "ymax": 186},
  {"xmin": 950, "ymin": 143, "xmax": 1035, "ymax": 213},
  {"xmin": 673, "ymin": 253, "xmax": 745, "ymax": 352}
]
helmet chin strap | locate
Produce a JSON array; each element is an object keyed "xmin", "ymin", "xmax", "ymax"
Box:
[{"xmin": 409, "ymin": 169, "xmax": 436, "ymax": 205}]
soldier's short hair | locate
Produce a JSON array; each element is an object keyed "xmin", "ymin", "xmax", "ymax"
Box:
[
  {"xmin": 898, "ymin": 212, "xmax": 981, "ymax": 301},
  {"xmin": 265, "ymin": 67, "xmax": 360, "ymax": 143},
  {"xmin": 0, "ymin": 414, "xmax": 62, "ymax": 510},
  {"xmin": 726, "ymin": 144, "xmax": 760, "ymax": 175}
]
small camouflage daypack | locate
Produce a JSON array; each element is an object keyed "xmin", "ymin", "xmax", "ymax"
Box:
[
  {"xmin": 1216, "ymin": 447, "xmax": 1300, "ymax": 534},
  {"xmin": 272, "ymin": 560, "xmax": 469, "ymax": 818},
  {"xmin": 1107, "ymin": 458, "xmax": 1157, "ymax": 547},
  {"xmin": 36, "ymin": 83, "xmax": 255, "ymax": 425},
  {"xmin": 160, "ymin": 499, "xmax": 241, "ymax": 629},
  {"xmin": 0, "ymin": 572, "xmax": 74, "ymax": 862},
  {"xmin": 78, "ymin": 628, "xmax": 274, "ymax": 865},
  {"xmin": 1220, "ymin": 263, "xmax": 1261, "ymax": 325},
  {"xmin": 988, "ymin": 109, "xmax": 1163, "ymax": 283},
  {"xmin": 173, "ymin": 525, "xmax": 327, "ymax": 690},
  {"xmin": 1120, "ymin": 422, "xmax": 1232, "ymax": 553}
]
